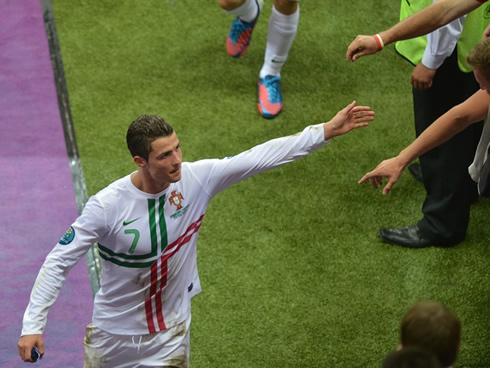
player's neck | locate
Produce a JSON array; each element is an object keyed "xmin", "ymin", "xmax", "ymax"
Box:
[{"xmin": 131, "ymin": 171, "xmax": 170, "ymax": 194}]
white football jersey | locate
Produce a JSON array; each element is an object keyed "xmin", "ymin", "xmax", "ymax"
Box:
[{"xmin": 22, "ymin": 124, "xmax": 327, "ymax": 335}]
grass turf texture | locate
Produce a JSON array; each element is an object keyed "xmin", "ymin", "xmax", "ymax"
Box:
[{"xmin": 51, "ymin": 1, "xmax": 489, "ymax": 367}]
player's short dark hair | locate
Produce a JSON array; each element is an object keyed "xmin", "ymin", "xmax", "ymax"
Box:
[
  {"xmin": 126, "ymin": 115, "xmax": 174, "ymax": 161},
  {"xmin": 382, "ymin": 347, "xmax": 442, "ymax": 368},
  {"xmin": 400, "ymin": 301, "xmax": 460, "ymax": 367}
]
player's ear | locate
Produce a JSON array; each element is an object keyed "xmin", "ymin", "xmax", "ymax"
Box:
[{"xmin": 134, "ymin": 156, "xmax": 147, "ymax": 167}]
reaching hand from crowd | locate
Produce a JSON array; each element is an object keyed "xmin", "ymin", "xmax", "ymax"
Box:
[
  {"xmin": 358, "ymin": 156, "xmax": 407, "ymax": 195},
  {"xmin": 346, "ymin": 35, "xmax": 382, "ymax": 62}
]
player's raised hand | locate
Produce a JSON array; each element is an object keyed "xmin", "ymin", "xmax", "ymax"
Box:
[
  {"xmin": 324, "ymin": 100, "xmax": 374, "ymax": 140},
  {"xmin": 358, "ymin": 156, "xmax": 406, "ymax": 195}
]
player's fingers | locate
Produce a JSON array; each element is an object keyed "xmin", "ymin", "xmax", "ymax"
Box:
[
  {"xmin": 356, "ymin": 112, "xmax": 375, "ymax": 121},
  {"xmin": 369, "ymin": 177, "xmax": 380, "ymax": 189},
  {"xmin": 37, "ymin": 341, "xmax": 45, "ymax": 356},
  {"xmin": 346, "ymin": 44, "xmax": 358, "ymax": 61},
  {"xmin": 344, "ymin": 100, "xmax": 357, "ymax": 112},
  {"xmin": 359, "ymin": 171, "xmax": 381, "ymax": 185},
  {"xmin": 353, "ymin": 122, "xmax": 370, "ymax": 130},
  {"xmin": 18, "ymin": 342, "xmax": 28, "ymax": 361},
  {"xmin": 19, "ymin": 347, "xmax": 32, "ymax": 362},
  {"xmin": 359, "ymin": 174, "xmax": 379, "ymax": 189},
  {"xmin": 358, "ymin": 173, "xmax": 370, "ymax": 184},
  {"xmin": 352, "ymin": 106, "xmax": 372, "ymax": 112},
  {"xmin": 382, "ymin": 181, "xmax": 395, "ymax": 195},
  {"xmin": 352, "ymin": 51, "xmax": 364, "ymax": 61}
]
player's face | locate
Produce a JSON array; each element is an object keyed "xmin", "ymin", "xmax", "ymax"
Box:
[
  {"xmin": 145, "ymin": 132, "xmax": 182, "ymax": 188},
  {"xmin": 474, "ymin": 68, "xmax": 490, "ymax": 95}
]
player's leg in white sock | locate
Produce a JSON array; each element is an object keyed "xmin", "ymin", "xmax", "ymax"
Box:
[
  {"xmin": 220, "ymin": 0, "xmax": 259, "ymax": 22},
  {"xmin": 260, "ymin": 1, "xmax": 299, "ymax": 78}
]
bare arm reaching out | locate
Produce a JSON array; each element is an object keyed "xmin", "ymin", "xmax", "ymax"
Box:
[
  {"xmin": 345, "ymin": 0, "xmax": 484, "ymax": 62},
  {"xmin": 358, "ymin": 90, "xmax": 489, "ymax": 194}
]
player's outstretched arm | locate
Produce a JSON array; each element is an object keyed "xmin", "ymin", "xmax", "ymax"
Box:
[
  {"xmin": 323, "ymin": 101, "xmax": 374, "ymax": 140},
  {"xmin": 18, "ymin": 334, "xmax": 44, "ymax": 362}
]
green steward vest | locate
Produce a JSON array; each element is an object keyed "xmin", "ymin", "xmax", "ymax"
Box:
[{"xmin": 395, "ymin": 0, "xmax": 490, "ymax": 72}]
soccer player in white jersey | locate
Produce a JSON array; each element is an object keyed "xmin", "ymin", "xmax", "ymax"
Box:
[{"xmin": 18, "ymin": 101, "xmax": 374, "ymax": 367}]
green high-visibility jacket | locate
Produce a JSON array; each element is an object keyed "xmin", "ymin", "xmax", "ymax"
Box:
[{"xmin": 395, "ymin": 0, "xmax": 489, "ymax": 72}]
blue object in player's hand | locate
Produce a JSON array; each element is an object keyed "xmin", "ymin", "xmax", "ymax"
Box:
[{"xmin": 31, "ymin": 347, "xmax": 41, "ymax": 362}]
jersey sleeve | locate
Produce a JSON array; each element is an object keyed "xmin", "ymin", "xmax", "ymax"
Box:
[
  {"xmin": 21, "ymin": 196, "xmax": 107, "ymax": 336},
  {"xmin": 422, "ymin": 0, "xmax": 465, "ymax": 70},
  {"xmin": 189, "ymin": 124, "xmax": 328, "ymax": 197}
]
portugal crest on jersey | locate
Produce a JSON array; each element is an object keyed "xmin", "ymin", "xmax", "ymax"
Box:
[{"xmin": 168, "ymin": 190, "xmax": 184, "ymax": 210}]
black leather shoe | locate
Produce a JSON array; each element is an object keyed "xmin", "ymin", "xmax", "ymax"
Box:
[
  {"xmin": 379, "ymin": 225, "xmax": 433, "ymax": 248},
  {"xmin": 408, "ymin": 163, "xmax": 423, "ymax": 184}
]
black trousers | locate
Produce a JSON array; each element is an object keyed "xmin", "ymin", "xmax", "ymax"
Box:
[{"xmin": 413, "ymin": 50, "xmax": 483, "ymax": 244}]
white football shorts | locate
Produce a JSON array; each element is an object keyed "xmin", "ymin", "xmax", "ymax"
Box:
[{"xmin": 83, "ymin": 317, "xmax": 191, "ymax": 368}]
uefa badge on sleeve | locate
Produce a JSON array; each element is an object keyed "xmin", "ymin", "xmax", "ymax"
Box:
[{"xmin": 59, "ymin": 226, "xmax": 75, "ymax": 245}]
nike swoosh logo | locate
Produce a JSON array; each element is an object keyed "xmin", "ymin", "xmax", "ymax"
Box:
[
  {"xmin": 271, "ymin": 59, "xmax": 284, "ymax": 64},
  {"xmin": 123, "ymin": 217, "xmax": 141, "ymax": 226}
]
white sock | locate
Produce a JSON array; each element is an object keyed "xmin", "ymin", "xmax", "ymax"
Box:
[
  {"xmin": 224, "ymin": 0, "xmax": 259, "ymax": 23},
  {"xmin": 260, "ymin": 5, "xmax": 299, "ymax": 79}
]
